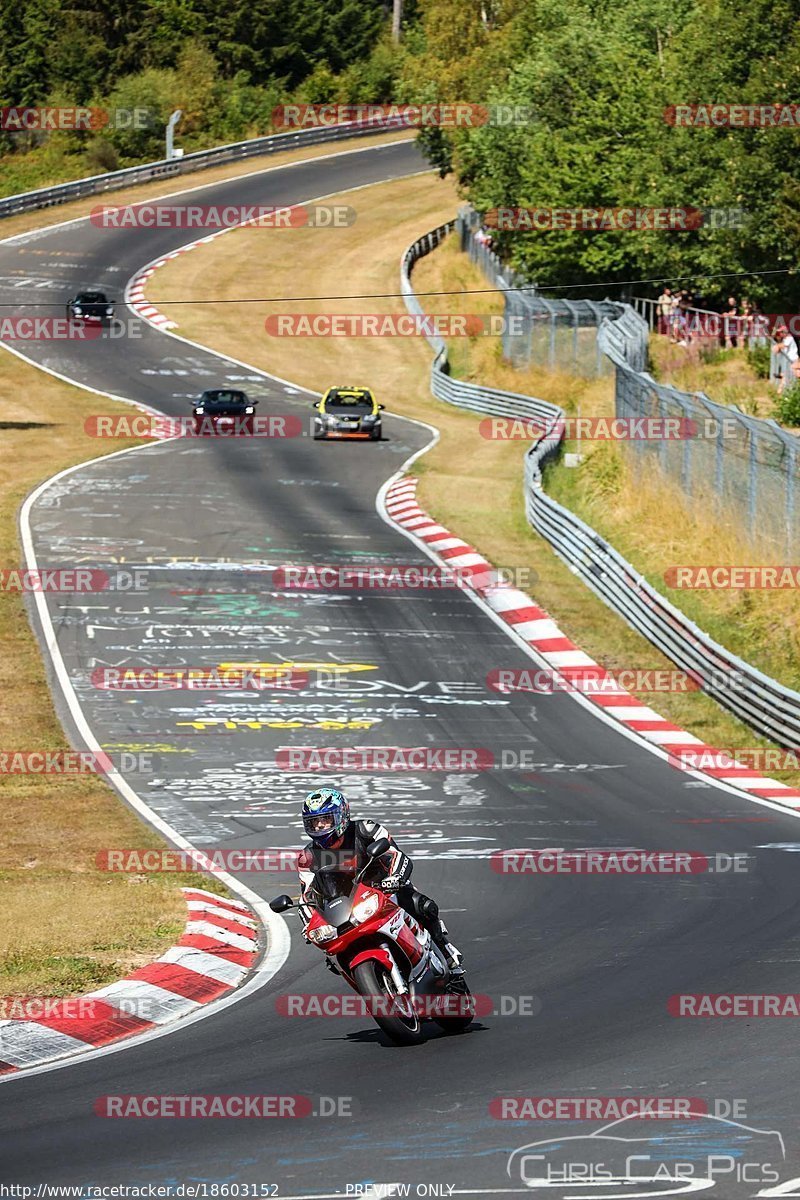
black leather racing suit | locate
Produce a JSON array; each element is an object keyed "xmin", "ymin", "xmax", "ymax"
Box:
[{"xmin": 297, "ymin": 818, "xmax": 457, "ymax": 962}]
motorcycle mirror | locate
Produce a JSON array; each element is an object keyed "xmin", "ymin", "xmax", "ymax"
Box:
[
  {"xmin": 366, "ymin": 837, "xmax": 390, "ymax": 859},
  {"xmin": 269, "ymin": 894, "xmax": 294, "ymax": 913}
]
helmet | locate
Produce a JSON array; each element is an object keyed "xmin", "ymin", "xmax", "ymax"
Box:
[{"xmin": 302, "ymin": 787, "xmax": 350, "ymax": 849}]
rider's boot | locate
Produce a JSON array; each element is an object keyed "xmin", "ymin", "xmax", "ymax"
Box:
[{"xmin": 434, "ymin": 918, "xmax": 465, "ymax": 975}]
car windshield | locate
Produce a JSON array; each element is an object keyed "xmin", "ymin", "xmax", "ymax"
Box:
[
  {"xmin": 199, "ymin": 391, "xmax": 248, "ymax": 409},
  {"xmin": 327, "ymin": 393, "xmax": 372, "ymax": 411},
  {"xmin": 77, "ymin": 292, "xmax": 107, "ymax": 304}
]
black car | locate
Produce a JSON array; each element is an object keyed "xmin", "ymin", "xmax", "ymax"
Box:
[
  {"xmin": 66, "ymin": 290, "xmax": 115, "ymax": 324},
  {"xmin": 191, "ymin": 389, "xmax": 258, "ymax": 434}
]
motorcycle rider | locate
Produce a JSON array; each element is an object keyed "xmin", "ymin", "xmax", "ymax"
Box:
[{"xmin": 297, "ymin": 787, "xmax": 463, "ymax": 972}]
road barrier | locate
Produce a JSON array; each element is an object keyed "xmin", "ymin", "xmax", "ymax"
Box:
[
  {"xmin": 0, "ymin": 119, "xmax": 407, "ymax": 220},
  {"xmin": 401, "ymin": 222, "xmax": 800, "ymax": 751}
]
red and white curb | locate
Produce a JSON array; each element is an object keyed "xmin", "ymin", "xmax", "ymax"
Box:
[
  {"xmin": 127, "ymin": 232, "xmax": 229, "ymax": 330},
  {"xmin": 0, "ymin": 887, "xmax": 259, "ymax": 1075},
  {"xmin": 384, "ymin": 475, "xmax": 800, "ymax": 809}
]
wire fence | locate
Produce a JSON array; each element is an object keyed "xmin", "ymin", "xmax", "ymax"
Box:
[
  {"xmin": 459, "ymin": 206, "xmax": 800, "ymax": 553},
  {"xmin": 632, "ymin": 295, "xmax": 789, "ymax": 387},
  {"xmin": 457, "ymin": 209, "xmax": 641, "ymax": 377},
  {"xmin": 402, "ymin": 222, "xmax": 800, "ymax": 754}
]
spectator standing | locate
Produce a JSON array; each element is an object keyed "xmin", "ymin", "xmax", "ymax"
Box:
[
  {"xmin": 774, "ymin": 324, "xmax": 799, "ymax": 395},
  {"xmin": 669, "ymin": 290, "xmax": 682, "ymax": 342},
  {"xmin": 675, "ymin": 289, "xmax": 692, "ymax": 346},
  {"xmin": 723, "ymin": 295, "xmax": 739, "ymax": 349},
  {"xmin": 656, "ymin": 286, "xmax": 672, "ymax": 335}
]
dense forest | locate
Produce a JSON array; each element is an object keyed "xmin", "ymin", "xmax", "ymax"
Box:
[{"xmin": 2, "ymin": 0, "xmax": 799, "ymax": 307}]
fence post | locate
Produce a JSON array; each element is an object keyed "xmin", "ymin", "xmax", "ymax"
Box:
[
  {"xmin": 787, "ymin": 443, "xmax": 796, "ymax": 556},
  {"xmin": 681, "ymin": 396, "xmax": 693, "ymax": 494},
  {"xmin": 715, "ymin": 405, "xmax": 725, "ymax": 495},
  {"xmin": 748, "ymin": 425, "xmax": 758, "ymax": 536}
]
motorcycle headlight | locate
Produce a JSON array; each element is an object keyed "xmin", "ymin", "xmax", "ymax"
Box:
[
  {"xmin": 307, "ymin": 923, "xmax": 337, "ymax": 944},
  {"xmin": 352, "ymin": 895, "xmax": 380, "ymax": 924}
]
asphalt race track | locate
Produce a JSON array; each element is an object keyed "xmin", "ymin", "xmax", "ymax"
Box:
[{"xmin": 2, "ymin": 138, "xmax": 800, "ymax": 1197}]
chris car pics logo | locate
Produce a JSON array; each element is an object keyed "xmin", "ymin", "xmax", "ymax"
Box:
[{"xmin": 506, "ymin": 1112, "xmax": 792, "ymax": 1196}]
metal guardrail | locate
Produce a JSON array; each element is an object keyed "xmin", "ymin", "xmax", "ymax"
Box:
[
  {"xmin": 400, "ymin": 224, "xmax": 566, "ymax": 477},
  {"xmin": 457, "ymin": 208, "xmax": 628, "ymax": 378},
  {"xmin": 0, "ymin": 119, "xmax": 408, "ymax": 220},
  {"xmin": 402, "ymin": 222, "xmax": 800, "ymax": 751}
]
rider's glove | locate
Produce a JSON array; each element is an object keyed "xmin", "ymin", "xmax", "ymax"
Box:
[{"xmin": 380, "ymin": 873, "xmax": 403, "ymax": 893}]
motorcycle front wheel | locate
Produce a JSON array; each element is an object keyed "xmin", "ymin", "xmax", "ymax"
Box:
[{"xmin": 352, "ymin": 960, "xmax": 425, "ymax": 1046}]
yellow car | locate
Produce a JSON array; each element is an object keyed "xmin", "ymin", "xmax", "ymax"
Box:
[{"xmin": 313, "ymin": 386, "xmax": 384, "ymax": 440}]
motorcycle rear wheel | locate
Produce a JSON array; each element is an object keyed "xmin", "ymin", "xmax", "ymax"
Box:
[{"xmin": 353, "ymin": 960, "xmax": 425, "ymax": 1045}]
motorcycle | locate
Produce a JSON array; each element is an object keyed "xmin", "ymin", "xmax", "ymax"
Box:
[{"xmin": 269, "ymin": 838, "xmax": 474, "ymax": 1045}]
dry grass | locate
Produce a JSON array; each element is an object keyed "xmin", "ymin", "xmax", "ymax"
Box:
[
  {"xmin": 550, "ymin": 445, "xmax": 800, "ymax": 688},
  {"xmin": 148, "ymin": 186, "xmax": 800, "ymax": 787},
  {"xmin": 648, "ymin": 336, "xmax": 775, "ymax": 418}
]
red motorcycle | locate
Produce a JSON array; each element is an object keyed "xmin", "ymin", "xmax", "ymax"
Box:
[{"xmin": 270, "ymin": 838, "xmax": 474, "ymax": 1045}]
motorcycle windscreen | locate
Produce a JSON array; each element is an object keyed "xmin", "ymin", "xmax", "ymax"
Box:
[{"xmin": 317, "ymin": 868, "xmax": 357, "ymax": 927}]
